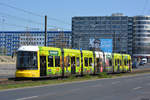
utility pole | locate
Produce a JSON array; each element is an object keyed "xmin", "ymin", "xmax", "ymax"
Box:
[
  {"xmin": 78, "ymin": 34, "xmax": 81, "ymax": 49},
  {"xmin": 119, "ymin": 32, "xmax": 123, "ymax": 54},
  {"xmin": 113, "ymin": 31, "xmax": 116, "ymax": 53},
  {"xmin": 26, "ymin": 26, "xmax": 30, "ymax": 46},
  {"xmin": 1, "ymin": 16, "xmax": 5, "ymax": 55},
  {"xmin": 45, "ymin": 15, "xmax": 47, "ymax": 46}
]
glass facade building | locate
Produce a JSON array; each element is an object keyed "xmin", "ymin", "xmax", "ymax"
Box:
[
  {"xmin": 133, "ymin": 16, "xmax": 150, "ymax": 60},
  {"xmin": 72, "ymin": 14, "xmax": 150, "ymax": 61},
  {"xmin": 0, "ymin": 31, "xmax": 71, "ymax": 56},
  {"xmin": 72, "ymin": 13, "xmax": 130, "ymax": 54}
]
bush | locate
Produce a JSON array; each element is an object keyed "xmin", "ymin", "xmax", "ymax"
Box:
[
  {"xmin": 68, "ymin": 75, "xmax": 76, "ymax": 80},
  {"xmin": 84, "ymin": 74, "xmax": 91, "ymax": 79},
  {"xmin": 98, "ymin": 72, "xmax": 111, "ymax": 78}
]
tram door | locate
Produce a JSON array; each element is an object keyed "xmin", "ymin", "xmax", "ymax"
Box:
[
  {"xmin": 40, "ymin": 56, "xmax": 47, "ymax": 76},
  {"xmin": 117, "ymin": 59, "xmax": 120, "ymax": 72},
  {"xmin": 71, "ymin": 57, "xmax": 76, "ymax": 74},
  {"xmin": 96, "ymin": 58, "xmax": 100, "ymax": 73}
]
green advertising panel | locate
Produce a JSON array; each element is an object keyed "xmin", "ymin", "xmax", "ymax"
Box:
[{"xmin": 49, "ymin": 50, "xmax": 58, "ymax": 56}]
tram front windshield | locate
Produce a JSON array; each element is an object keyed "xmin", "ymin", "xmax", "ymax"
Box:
[{"xmin": 17, "ymin": 51, "xmax": 38, "ymax": 70}]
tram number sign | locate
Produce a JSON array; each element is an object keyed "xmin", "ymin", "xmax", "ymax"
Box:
[{"xmin": 49, "ymin": 50, "xmax": 58, "ymax": 56}]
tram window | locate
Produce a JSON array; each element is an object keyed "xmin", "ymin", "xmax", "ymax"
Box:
[
  {"xmin": 129, "ymin": 60, "xmax": 131, "ymax": 66},
  {"xmin": 124, "ymin": 59, "xmax": 127, "ymax": 65},
  {"xmin": 89, "ymin": 58, "xmax": 92, "ymax": 66},
  {"xmin": 127, "ymin": 60, "xmax": 128, "ymax": 65},
  {"xmin": 76, "ymin": 57, "xmax": 80, "ymax": 67},
  {"xmin": 17, "ymin": 51, "xmax": 37, "ymax": 69},
  {"xmin": 55, "ymin": 56, "xmax": 60, "ymax": 67},
  {"xmin": 32, "ymin": 52, "xmax": 37, "ymax": 67},
  {"xmin": 84, "ymin": 57, "xmax": 88, "ymax": 67},
  {"xmin": 115, "ymin": 59, "xmax": 117, "ymax": 66},
  {"xmin": 96, "ymin": 58, "xmax": 99, "ymax": 66},
  {"xmin": 48, "ymin": 56, "xmax": 53, "ymax": 67},
  {"xmin": 117, "ymin": 59, "xmax": 120, "ymax": 65},
  {"xmin": 66, "ymin": 56, "xmax": 70, "ymax": 67},
  {"xmin": 109, "ymin": 59, "xmax": 112, "ymax": 66},
  {"xmin": 120, "ymin": 60, "xmax": 122, "ymax": 66},
  {"xmin": 99, "ymin": 58, "xmax": 102, "ymax": 62}
]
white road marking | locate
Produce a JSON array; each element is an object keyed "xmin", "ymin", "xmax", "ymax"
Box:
[
  {"xmin": 16, "ymin": 96, "xmax": 38, "ymax": 100},
  {"xmin": 133, "ymin": 86, "xmax": 142, "ymax": 90},
  {"xmin": 112, "ymin": 81, "xmax": 120, "ymax": 84},
  {"xmin": 42, "ymin": 88, "xmax": 81, "ymax": 97}
]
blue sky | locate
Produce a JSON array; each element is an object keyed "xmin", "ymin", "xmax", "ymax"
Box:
[{"xmin": 0, "ymin": 0, "xmax": 150, "ymax": 31}]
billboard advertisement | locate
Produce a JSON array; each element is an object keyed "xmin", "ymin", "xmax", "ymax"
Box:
[
  {"xmin": 100, "ymin": 39, "xmax": 112, "ymax": 53},
  {"xmin": 89, "ymin": 38, "xmax": 112, "ymax": 53}
]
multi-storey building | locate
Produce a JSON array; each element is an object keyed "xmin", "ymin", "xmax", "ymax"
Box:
[
  {"xmin": 72, "ymin": 14, "xmax": 150, "ymax": 61},
  {"xmin": 72, "ymin": 13, "xmax": 130, "ymax": 54},
  {"xmin": 128, "ymin": 17, "xmax": 134, "ymax": 55},
  {"xmin": 0, "ymin": 31, "xmax": 71, "ymax": 55},
  {"xmin": 133, "ymin": 16, "xmax": 150, "ymax": 61}
]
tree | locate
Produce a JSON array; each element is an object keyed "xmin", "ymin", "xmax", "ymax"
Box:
[
  {"xmin": 0, "ymin": 47, "xmax": 7, "ymax": 55},
  {"xmin": 51, "ymin": 31, "xmax": 69, "ymax": 48}
]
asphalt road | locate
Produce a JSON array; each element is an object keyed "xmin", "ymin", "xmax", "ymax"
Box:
[
  {"xmin": 0, "ymin": 73, "xmax": 150, "ymax": 100},
  {"xmin": 137, "ymin": 63, "xmax": 150, "ymax": 69}
]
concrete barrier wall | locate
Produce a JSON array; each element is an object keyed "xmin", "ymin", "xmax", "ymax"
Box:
[{"xmin": 0, "ymin": 64, "xmax": 16, "ymax": 78}]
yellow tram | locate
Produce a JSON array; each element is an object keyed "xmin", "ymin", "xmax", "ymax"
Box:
[{"xmin": 16, "ymin": 46, "xmax": 132, "ymax": 78}]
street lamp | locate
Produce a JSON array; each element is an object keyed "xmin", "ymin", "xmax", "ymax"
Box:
[{"xmin": 78, "ymin": 34, "xmax": 81, "ymax": 49}]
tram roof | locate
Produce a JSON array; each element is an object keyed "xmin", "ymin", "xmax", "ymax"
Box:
[{"xmin": 18, "ymin": 46, "xmax": 39, "ymax": 52}]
